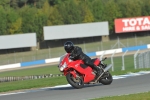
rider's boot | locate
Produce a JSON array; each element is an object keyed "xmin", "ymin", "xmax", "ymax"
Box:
[{"xmin": 95, "ymin": 66, "xmax": 103, "ymax": 79}]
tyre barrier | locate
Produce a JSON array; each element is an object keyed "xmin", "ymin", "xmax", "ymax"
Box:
[{"xmin": 0, "ymin": 74, "xmax": 64, "ymax": 83}]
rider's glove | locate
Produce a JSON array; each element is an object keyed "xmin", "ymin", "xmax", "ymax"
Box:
[{"xmin": 69, "ymin": 56, "xmax": 74, "ymax": 60}]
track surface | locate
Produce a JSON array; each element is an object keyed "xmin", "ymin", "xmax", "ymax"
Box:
[{"xmin": 0, "ymin": 72, "xmax": 150, "ymax": 100}]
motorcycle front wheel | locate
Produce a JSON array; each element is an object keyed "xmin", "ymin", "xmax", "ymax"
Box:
[
  {"xmin": 66, "ymin": 73, "xmax": 84, "ymax": 89},
  {"xmin": 99, "ymin": 71, "xmax": 113, "ymax": 85}
]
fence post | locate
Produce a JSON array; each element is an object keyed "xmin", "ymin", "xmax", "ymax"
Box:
[
  {"xmin": 111, "ymin": 50, "xmax": 116, "ymax": 72},
  {"xmin": 117, "ymin": 37, "xmax": 120, "ymax": 48},
  {"xmin": 122, "ymin": 50, "xmax": 128, "ymax": 70},
  {"xmin": 139, "ymin": 53, "xmax": 143, "ymax": 69},
  {"xmin": 83, "ymin": 41, "xmax": 87, "ymax": 53},
  {"xmin": 100, "ymin": 42, "xmax": 103, "ymax": 50},
  {"xmin": 100, "ymin": 51, "xmax": 106, "ymax": 60},
  {"xmin": 147, "ymin": 51, "xmax": 150, "ymax": 68},
  {"xmin": 135, "ymin": 34, "xmax": 137, "ymax": 45},
  {"xmin": 134, "ymin": 49, "xmax": 140, "ymax": 69},
  {"xmin": 14, "ymin": 51, "xmax": 16, "ymax": 63},
  {"xmin": 48, "ymin": 46, "xmax": 51, "ymax": 58},
  {"xmin": 126, "ymin": 38, "xmax": 129, "ymax": 47}
]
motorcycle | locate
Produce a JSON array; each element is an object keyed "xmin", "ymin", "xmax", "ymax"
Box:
[{"xmin": 58, "ymin": 53, "xmax": 113, "ymax": 89}]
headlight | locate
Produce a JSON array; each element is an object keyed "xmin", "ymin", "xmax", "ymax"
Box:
[{"xmin": 59, "ymin": 62, "xmax": 67, "ymax": 71}]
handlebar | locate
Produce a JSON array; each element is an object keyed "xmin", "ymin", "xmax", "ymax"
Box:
[{"xmin": 102, "ymin": 57, "xmax": 107, "ymax": 61}]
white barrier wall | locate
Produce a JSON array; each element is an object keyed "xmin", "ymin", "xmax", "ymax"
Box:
[
  {"xmin": 0, "ymin": 33, "xmax": 37, "ymax": 49},
  {"xmin": 43, "ymin": 22, "xmax": 109, "ymax": 40},
  {"xmin": 96, "ymin": 48, "xmax": 122, "ymax": 55},
  {"xmin": 0, "ymin": 63, "xmax": 20, "ymax": 70}
]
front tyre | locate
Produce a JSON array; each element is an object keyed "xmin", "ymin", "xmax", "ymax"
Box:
[
  {"xmin": 66, "ymin": 73, "xmax": 84, "ymax": 89},
  {"xmin": 99, "ymin": 72, "xmax": 113, "ymax": 85}
]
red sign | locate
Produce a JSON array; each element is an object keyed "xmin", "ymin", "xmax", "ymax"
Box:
[{"xmin": 115, "ymin": 16, "xmax": 150, "ymax": 33}]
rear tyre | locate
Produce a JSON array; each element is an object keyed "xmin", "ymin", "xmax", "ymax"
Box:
[
  {"xmin": 66, "ymin": 73, "xmax": 84, "ymax": 89},
  {"xmin": 99, "ymin": 72, "xmax": 113, "ymax": 85}
]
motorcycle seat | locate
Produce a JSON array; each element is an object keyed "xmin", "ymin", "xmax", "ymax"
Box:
[
  {"xmin": 91, "ymin": 58, "xmax": 97, "ymax": 63},
  {"xmin": 80, "ymin": 64, "xmax": 88, "ymax": 69}
]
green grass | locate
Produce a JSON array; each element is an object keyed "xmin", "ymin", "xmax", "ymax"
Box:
[
  {"xmin": 0, "ymin": 77, "xmax": 67, "ymax": 93},
  {"xmin": 0, "ymin": 65, "xmax": 61, "ymax": 77},
  {"xmin": 91, "ymin": 91, "xmax": 150, "ymax": 100}
]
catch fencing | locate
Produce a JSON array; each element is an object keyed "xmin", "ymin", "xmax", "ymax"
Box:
[
  {"xmin": 134, "ymin": 50, "xmax": 150, "ymax": 69},
  {"xmin": 1, "ymin": 35, "xmax": 150, "ymax": 65},
  {"xmin": 0, "ymin": 74, "xmax": 63, "ymax": 83}
]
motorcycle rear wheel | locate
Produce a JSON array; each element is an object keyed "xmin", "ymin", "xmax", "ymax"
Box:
[
  {"xmin": 66, "ymin": 73, "xmax": 84, "ymax": 89},
  {"xmin": 99, "ymin": 72, "xmax": 113, "ymax": 85}
]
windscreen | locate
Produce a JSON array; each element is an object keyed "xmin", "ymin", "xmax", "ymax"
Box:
[{"xmin": 59, "ymin": 53, "xmax": 67, "ymax": 64}]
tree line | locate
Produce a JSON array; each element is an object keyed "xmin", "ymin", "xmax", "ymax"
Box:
[{"xmin": 0, "ymin": 0, "xmax": 150, "ymax": 41}]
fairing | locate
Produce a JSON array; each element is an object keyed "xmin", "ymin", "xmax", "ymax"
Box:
[{"xmin": 59, "ymin": 53, "xmax": 100, "ymax": 83}]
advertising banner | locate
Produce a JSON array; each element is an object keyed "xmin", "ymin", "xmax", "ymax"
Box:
[{"xmin": 115, "ymin": 16, "xmax": 150, "ymax": 33}]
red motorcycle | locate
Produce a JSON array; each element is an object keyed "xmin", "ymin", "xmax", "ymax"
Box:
[{"xmin": 58, "ymin": 53, "xmax": 113, "ymax": 89}]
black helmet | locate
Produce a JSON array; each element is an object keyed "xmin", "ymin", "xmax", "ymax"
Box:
[{"xmin": 64, "ymin": 41, "xmax": 74, "ymax": 53}]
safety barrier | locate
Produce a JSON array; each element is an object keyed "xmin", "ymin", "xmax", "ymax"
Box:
[
  {"xmin": 0, "ymin": 74, "xmax": 64, "ymax": 83},
  {"xmin": 0, "ymin": 44, "xmax": 150, "ymax": 71}
]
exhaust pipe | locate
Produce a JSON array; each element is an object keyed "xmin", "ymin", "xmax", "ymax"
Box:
[
  {"xmin": 104, "ymin": 64, "xmax": 112, "ymax": 72},
  {"xmin": 95, "ymin": 64, "xmax": 112, "ymax": 82}
]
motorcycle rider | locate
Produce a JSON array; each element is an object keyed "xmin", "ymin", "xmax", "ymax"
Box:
[{"xmin": 64, "ymin": 41, "xmax": 102, "ymax": 78}]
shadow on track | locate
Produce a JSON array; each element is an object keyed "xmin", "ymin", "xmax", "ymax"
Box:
[{"xmin": 46, "ymin": 83, "xmax": 103, "ymax": 91}]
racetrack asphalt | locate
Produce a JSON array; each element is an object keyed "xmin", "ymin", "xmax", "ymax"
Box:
[{"xmin": 0, "ymin": 71, "xmax": 150, "ymax": 100}]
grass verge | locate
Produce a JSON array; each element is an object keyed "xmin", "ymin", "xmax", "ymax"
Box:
[
  {"xmin": 0, "ymin": 76, "xmax": 67, "ymax": 93},
  {"xmin": 91, "ymin": 91, "xmax": 150, "ymax": 100}
]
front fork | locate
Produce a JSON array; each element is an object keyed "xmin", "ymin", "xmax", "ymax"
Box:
[
  {"xmin": 64, "ymin": 70, "xmax": 77, "ymax": 78},
  {"xmin": 69, "ymin": 70, "xmax": 77, "ymax": 78},
  {"xmin": 66, "ymin": 70, "xmax": 83, "ymax": 83}
]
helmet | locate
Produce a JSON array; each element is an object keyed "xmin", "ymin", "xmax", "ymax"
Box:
[{"xmin": 64, "ymin": 41, "xmax": 74, "ymax": 53}]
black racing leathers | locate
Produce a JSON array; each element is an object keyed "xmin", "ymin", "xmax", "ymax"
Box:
[{"xmin": 69, "ymin": 46, "xmax": 98, "ymax": 71}]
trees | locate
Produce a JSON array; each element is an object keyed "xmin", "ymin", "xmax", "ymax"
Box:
[
  {"xmin": 141, "ymin": 0, "xmax": 150, "ymax": 16},
  {"xmin": 57, "ymin": 0, "xmax": 82, "ymax": 24},
  {"xmin": 0, "ymin": 0, "xmax": 150, "ymax": 41},
  {"xmin": 118, "ymin": 0, "xmax": 142, "ymax": 17},
  {"xmin": 20, "ymin": 6, "xmax": 37, "ymax": 33},
  {"xmin": 102, "ymin": 0, "xmax": 122, "ymax": 32},
  {"xmin": 81, "ymin": 1, "xmax": 94, "ymax": 23},
  {"xmin": 0, "ymin": 7, "xmax": 7, "ymax": 35},
  {"xmin": 7, "ymin": 10, "xmax": 22, "ymax": 34},
  {"xmin": 0, "ymin": 0, "xmax": 10, "ymax": 9},
  {"xmin": 47, "ymin": 6, "xmax": 63, "ymax": 25},
  {"xmin": 91, "ymin": 0, "xmax": 104, "ymax": 22}
]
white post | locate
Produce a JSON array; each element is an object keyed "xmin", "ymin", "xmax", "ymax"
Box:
[
  {"xmin": 14, "ymin": 51, "xmax": 16, "ymax": 63},
  {"xmin": 135, "ymin": 34, "xmax": 137, "ymax": 45},
  {"xmin": 83, "ymin": 41, "xmax": 87, "ymax": 53},
  {"xmin": 122, "ymin": 50, "xmax": 128, "ymax": 70},
  {"xmin": 100, "ymin": 51, "xmax": 106, "ymax": 60},
  {"xmin": 147, "ymin": 51, "xmax": 150, "ymax": 68},
  {"xmin": 48, "ymin": 46, "xmax": 51, "ymax": 58},
  {"xmin": 134, "ymin": 49, "xmax": 140, "ymax": 69},
  {"xmin": 117, "ymin": 37, "xmax": 120, "ymax": 48},
  {"xmin": 126, "ymin": 38, "xmax": 129, "ymax": 47},
  {"xmin": 100, "ymin": 42, "xmax": 103, "ymax": 50},
  {"xmin": 111, "ymin": 50, "xmax": 116, "ymax": 71}
]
